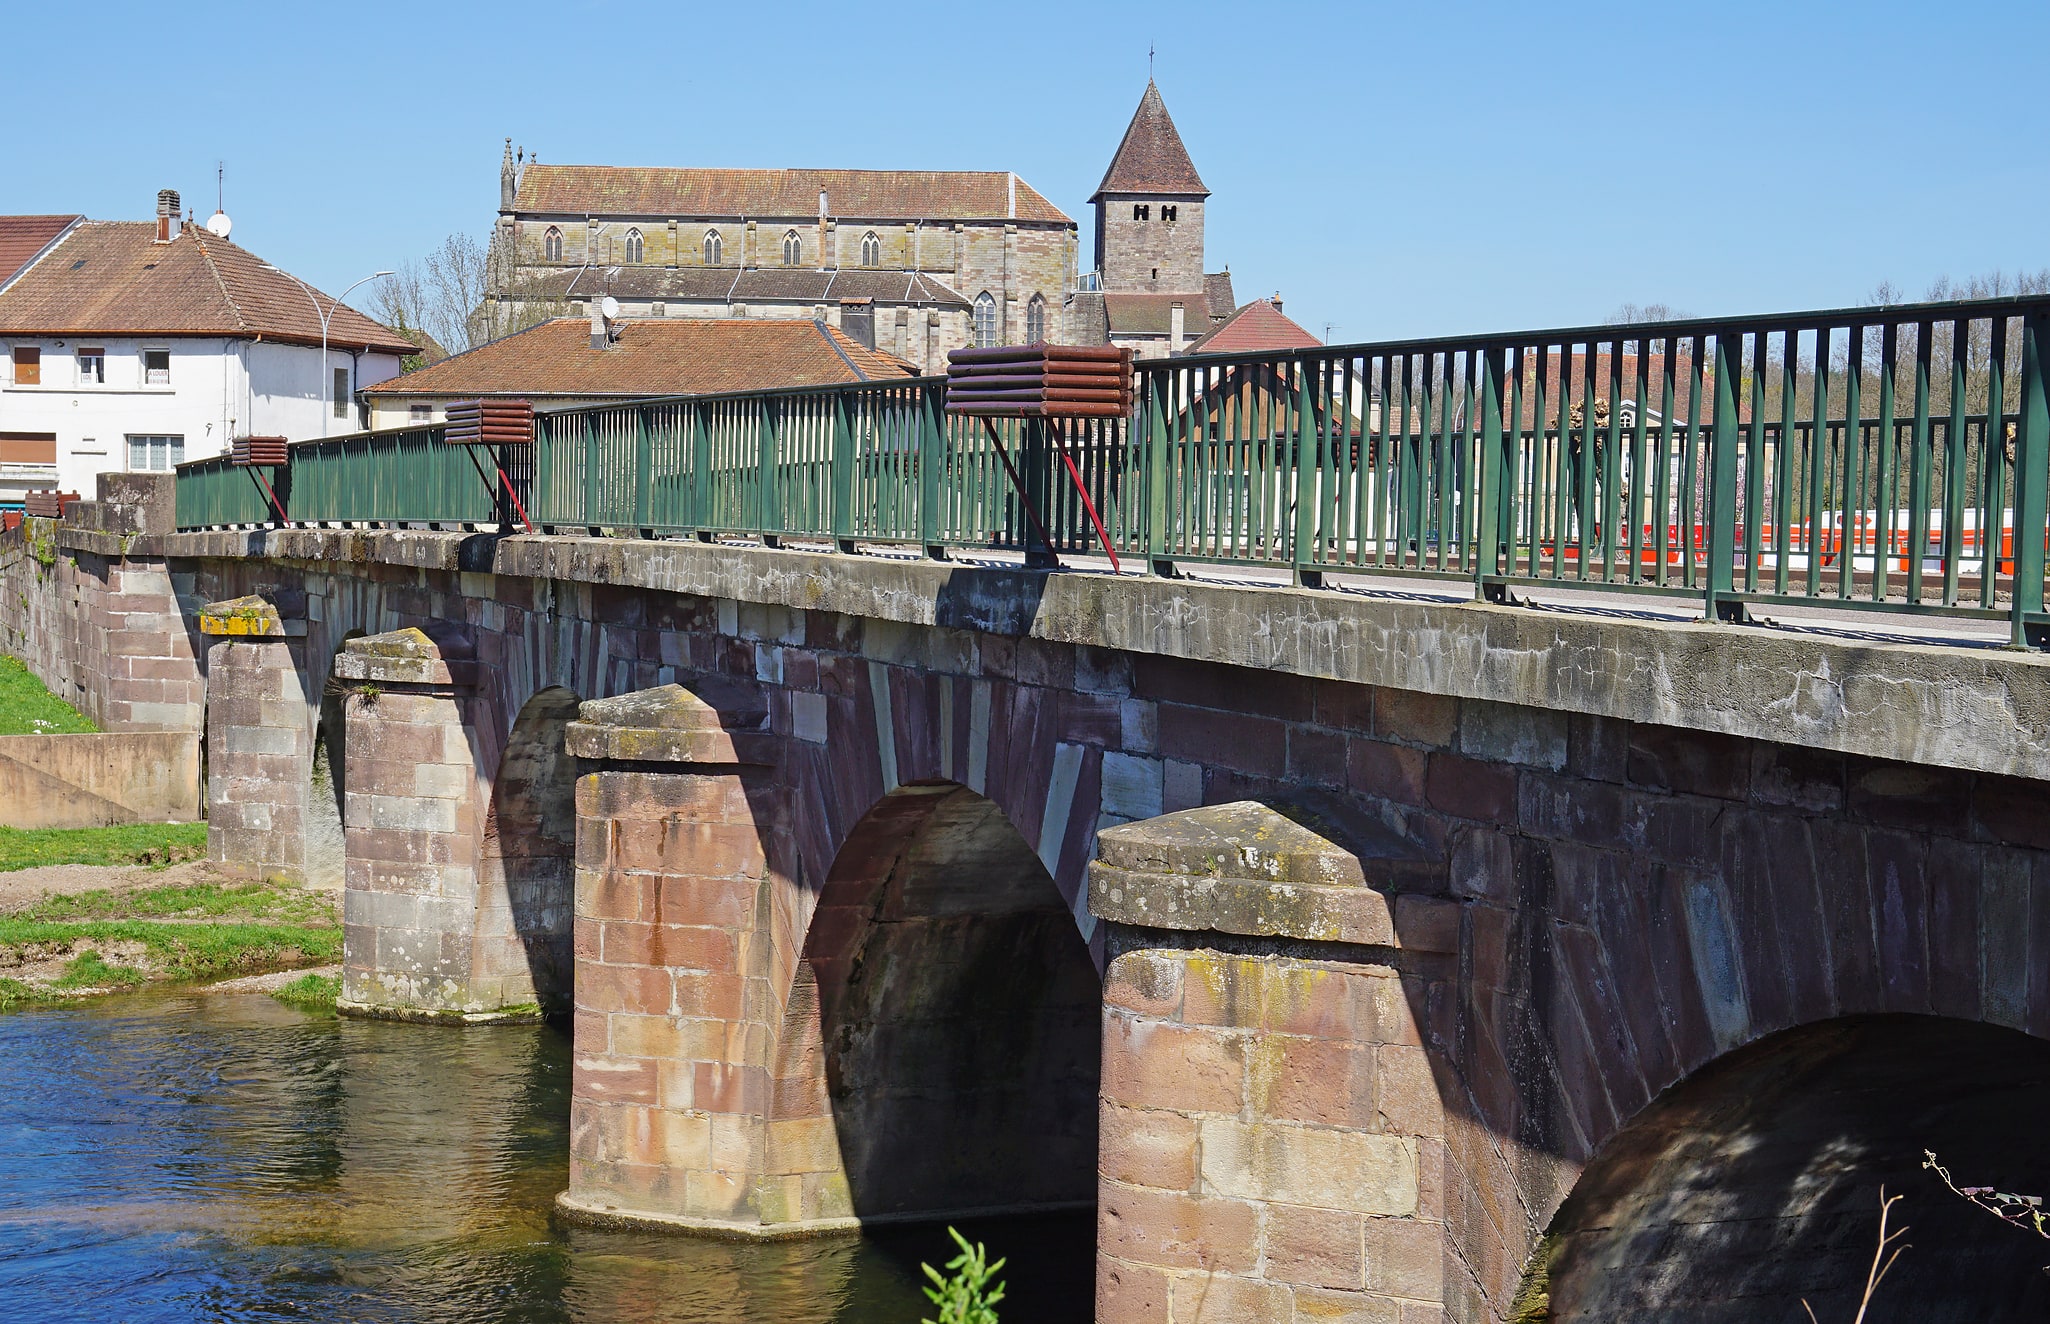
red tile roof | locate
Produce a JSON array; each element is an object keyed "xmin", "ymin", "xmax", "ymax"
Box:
[
  {"xmin": 362, "ymin": 317, "xmax": 918, "ymax": 399},
  {"xmin": 515, "ymin": 166, "xmax": 1070, "ymax": 225},
  {"xmin": 0, "ymin": 221, "xmax": 414, "ymax": 355},
  {"xmin": 1185, "ymin": 298, "xmax": 1322, "ymax": 354},
  {"xmin": 1092, "ymin": 82, "xmax": 1209, "ymax": 200},
  {"xmin": 0, "ymin": 216, "xmax": 81, "ymax": 288}
]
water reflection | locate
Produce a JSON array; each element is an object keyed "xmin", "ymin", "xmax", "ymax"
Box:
[{"xmin": 0, "ymin": 989, "xmax": 1091, "ymax": 1322}]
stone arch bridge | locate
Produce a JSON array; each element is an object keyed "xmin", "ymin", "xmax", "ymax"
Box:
[{"xmin": 7, "ymin": 482, "xmax": 2050, "ymax": 1322}]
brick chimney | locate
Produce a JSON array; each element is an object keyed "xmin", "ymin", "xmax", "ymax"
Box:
[{"xmin": 155, "ymin": 189, "xmax": 180, "ymax": 243}]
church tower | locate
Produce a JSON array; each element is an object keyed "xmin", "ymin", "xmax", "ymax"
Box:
[{"xmin": 1091, "ymin": 81, "xmax": 1208, "ymax": 294}]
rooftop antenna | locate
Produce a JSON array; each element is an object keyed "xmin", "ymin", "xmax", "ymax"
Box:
[{"xmin": 206, "ymin": 161, "xmax": 233, "ymax": 239}]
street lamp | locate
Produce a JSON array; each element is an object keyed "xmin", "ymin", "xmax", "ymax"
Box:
[{"xmin": 263, "ymin": 265, "xmax": 392, "ymax": 437}]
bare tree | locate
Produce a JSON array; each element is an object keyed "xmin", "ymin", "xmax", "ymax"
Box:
[
  {"xmin": 375, "ymin": 231, "xmax": 570, "ymax": 366},
  {"xmin": 1609, "ymin": 302, "xmax": 1691, "ymax": 325}
]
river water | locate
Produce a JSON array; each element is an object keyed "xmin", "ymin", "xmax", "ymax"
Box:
[{"xmin": 0, "ymin": 989, "xmax": 1093, "ymax": 1322}]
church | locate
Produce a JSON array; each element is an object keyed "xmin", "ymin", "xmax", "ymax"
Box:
[{"xmin": 485, "ymin": 82, "xmax": 1291, "ymax": 370}]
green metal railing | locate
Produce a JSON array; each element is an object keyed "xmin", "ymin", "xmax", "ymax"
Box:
[{"xmin": 172, "ymin": 295, "xmax": 2050, "ymax": 643}]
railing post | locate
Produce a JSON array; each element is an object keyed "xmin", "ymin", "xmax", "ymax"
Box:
[
  {"xmin": 633, "ymin": 406, "xmax": 652, "ymax": 536},
  {"xmin": 831, "ymin": 387, "xmax": 856, "ymax": 553},
  {"xmin": 1705, "ymin": 333, "xmax": 1743, "ymax": 622},
  {"xmin": 1475, "ymin": 344, "xmax": 1506, "ymax": 599},
  {"xmin": 757, "ymin": 397, "xmax": 780, "ymax": 548},
  {"xmin": 1292, "ymin": 362, "xmax": 1323, "ymax": 588},
  {"xmin": 1144, "ymin": 367, "xmax": 1174, "ymax": 577},
  {"xmin": 692, "ymin": 401, "xmax": 714, "ymax": 540},
  {"xmin": 583, "ymin": 411, "xmax": 601, "ymax": 534},
  {"xmin": 534, "ymin": 413, "xmax": 554, "ymax": 532},
  {"xmin": 2012, "ymin": 309, "xmax": 2050, "ymax": 648},
  {"xmin": 919, "ymin": 382, "xmax": 946, "ymax": 559}
]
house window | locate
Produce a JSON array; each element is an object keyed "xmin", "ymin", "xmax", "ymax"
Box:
[
  {"xmin": 1162, "ymin": 205, "xmax": 1177, "ymax": 223},
  {"xmin": 77, "ymin": 347, "xmax": 104, "ymax": 385},
  {"xmin": 543, "ymin": 226, "xmax": 564, "ymax": 261},
  {"xmin": 704, "ymin": 229, "xmax": 723, "ymax": 265},
  {"xmin": 126, "ymin": 434, "xmax": 184, "ymax": 471},
  {"xmin": 409, "ymin": 404, "xmax": 431, "ymax": 424},
  {"xmin": 11, "ymin": 347, "xmax": 40, "ymax": 385},
  {"xmin": 973, "ymin": 292, "xmax": 999, "ymax": 348},
  {"xmin": 651, "ymin": 301, "xmax": 666, "ymax": 318},
  {"xmin": 783, "ymin": 230, "xmax": 802, "ymax": 265},
  {"xmin": 1026, "ymin": 293, "xmax": 1046, "ymax": 344},
  {"xmin": 860, "ymin": 231, "xmax": 881, "ymax": 267},
  {"xmin": 624, "ymin": 228, "xmax": 644, "ymax": 263},
  {"xmin": 1133, "ymin": 204, "xmax": 1150, "ymax": 221},
  {"xmin": 333, "ymin": 366, "xmax": 350, "ymax": 419},
  {"xmin": 143, "ymin": 349, "xmax": 170, "ymax": 385}
]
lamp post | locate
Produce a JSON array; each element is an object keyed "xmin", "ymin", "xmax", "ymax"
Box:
[{"xmin": 263, "ymin": 266, "xmax": 392, "ymax": 437}]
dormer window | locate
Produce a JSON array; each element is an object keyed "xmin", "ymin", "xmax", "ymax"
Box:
[
  {"xmin": 1162, "ymin": 205, "xmax": 1177, "ymax": 223},
  {"xmin": 1133, "ymin": 204, "xmax": 1150, "ymax": 221},
  {"xmin": 624, "ymin": 228, "xmax": 645, "ymax": 264},
  {"xmin": 543, "ymin": 226, "xmax": 563, "ymax": 261}
]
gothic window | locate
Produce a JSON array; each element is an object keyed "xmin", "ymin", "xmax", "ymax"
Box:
[
  {"xmin": 783, "ymin": 230, "xmax": 802, "ymax": 266},
  {"xmin": 1162, "ymin": 205, "xmax": 1177, "ymax": 223},
  {"xmin": 1025, "ymin": 293, "xmax": 1046, "ymax": 344},
  {"xmin": 973, "ymin": 292, "xmax": 999, "ymax": 348},
  {"xmin": 860, "ymin": 231, "xmax": 881, "ymax": 267},
  {"xmin": 543, "ymin": 226, "xmax": 563, "ymax": 261},
  {"xmin": 1133, "ymin": 204, "xmax": 1150, "ymax": 221},
  {"xmin": 704, "ymin": 229, "xmax": 723, "ymax": 265},
  {"xmin": 624, "ymin": 228, "xmax": 644, "ymax": 264}
]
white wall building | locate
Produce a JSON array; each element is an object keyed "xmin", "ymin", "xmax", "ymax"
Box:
[{"xmin": 0, "ymin": 191, "xmax": 412, "ymax": 500}]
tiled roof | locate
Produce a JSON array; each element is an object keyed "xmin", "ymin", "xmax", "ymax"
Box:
[
  {"xmin": 1092, "ymin": 82, "xmax": 1209, "ymax": 200},
  {"xmin": 1104, "ymin": 292, "xmax": 1211, "ymax": 337},
  {"xmin": 518, "ymin": 266, "xmax": 970, "ymax": 308},
  {"xmin": 514, "ymin": 166, "xmax": 1071, "ymax": 225},
  {"xmin": 0, "ymin": 216, "xmax": 80, "ymax": 288},
  {"xmin": 1185, "ymin": 298, "xmax": 1322, "ymax": 354},
  {"xmin": 0, "ymin": 221, "xmax": 413, "ymax": 354},
  {"xmin": 362, "ymin": 317, "xmax": 917, "ymax": 399}
]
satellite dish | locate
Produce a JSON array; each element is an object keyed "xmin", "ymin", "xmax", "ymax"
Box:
[
  {"xmin": 600, "ymin": 296, "xmax": 621, "ymax": 321},
  {"xmin": 205, "ymin": 209, "xmax": 233, "ymax": 239}
]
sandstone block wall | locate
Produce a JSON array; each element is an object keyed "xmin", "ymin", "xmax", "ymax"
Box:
[{"xmin": 204, "ymin": 638, "xmax": 311, "ymax": 878}]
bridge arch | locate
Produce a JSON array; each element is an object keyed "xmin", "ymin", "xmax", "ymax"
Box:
[
  {"xmin": 1525, "ymin": 1013, "xmax": 2050, "ymax": 1321},
  {"xmin": 775, "ymin": 782, "xmax": 1101, "ymax": 1222}
]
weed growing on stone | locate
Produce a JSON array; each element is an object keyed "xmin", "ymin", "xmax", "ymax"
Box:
[
  {"xmin": 271, "ymin": 973, "xmax": 341, "ymax": 1015},
  {"xmin": 0, "ymin": 654, "xmax": 95, "ymax": 735},
  {"xmin": 921, "ymin": 1226, "xmax": 1005, "ymax": 1324},
  {"xmin": 0, "ymin": 823, "xmax": 208, "ymax": 873}
]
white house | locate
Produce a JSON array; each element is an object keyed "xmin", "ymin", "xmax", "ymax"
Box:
[{"xmin": 0, "ymin": 190, "xmax": 413, "ymax": 501}]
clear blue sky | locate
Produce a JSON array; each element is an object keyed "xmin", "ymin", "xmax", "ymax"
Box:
[{"xmin": 9, "ymin": 0, "xmax": 2045, "ymax": 345}]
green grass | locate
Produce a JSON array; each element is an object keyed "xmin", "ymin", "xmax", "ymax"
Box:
[
  {"xmin": 0, "ymin": 823, "xmax": 209, "ymax": 873},
  {"xmin": 271, "ymin": 972, "xmax": 341, "ymax": 1015},
  {"xmin": 0, "ymin": 919, "xmax": 339, "ymax": 982},
  {"xmin": 50, "ymin": 950, "xmax": 147, "ymax": 989},
  {"xmin": 0, "ymin": 654, "xmax": 96, "ymax": 735},
  {"xmin": 19, "ymin": 878, "xmax": 332, "ymax": 924}
]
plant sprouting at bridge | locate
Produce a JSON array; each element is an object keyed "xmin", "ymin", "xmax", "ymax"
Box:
[{"xmin": 175, "ymin": 293, "xmax": 2050, "ymax": 644}]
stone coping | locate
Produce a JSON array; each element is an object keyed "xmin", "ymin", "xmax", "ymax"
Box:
[
  {"xmin": 198, "ymin": 595, "xmax": 301, "ymax": 638},
  {"xmin": 1089, "ymin": 801, "xmax": 1456, "ymax": 951},
  {"xmin": 127, "ymin": 527, "xmax": 2050, "ymax": 783},
  {"xmin": 565, "ymin": 681, "xmax": 778, "ymax": 766},
  {"xmin": 333, "ymin": 626, "xmax": 479, "ymax": 687}
]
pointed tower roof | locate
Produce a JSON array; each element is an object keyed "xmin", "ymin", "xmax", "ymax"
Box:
[{"xmin": 1091, "ymin": 81, "xmax": 1209, "ymax": 201}]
